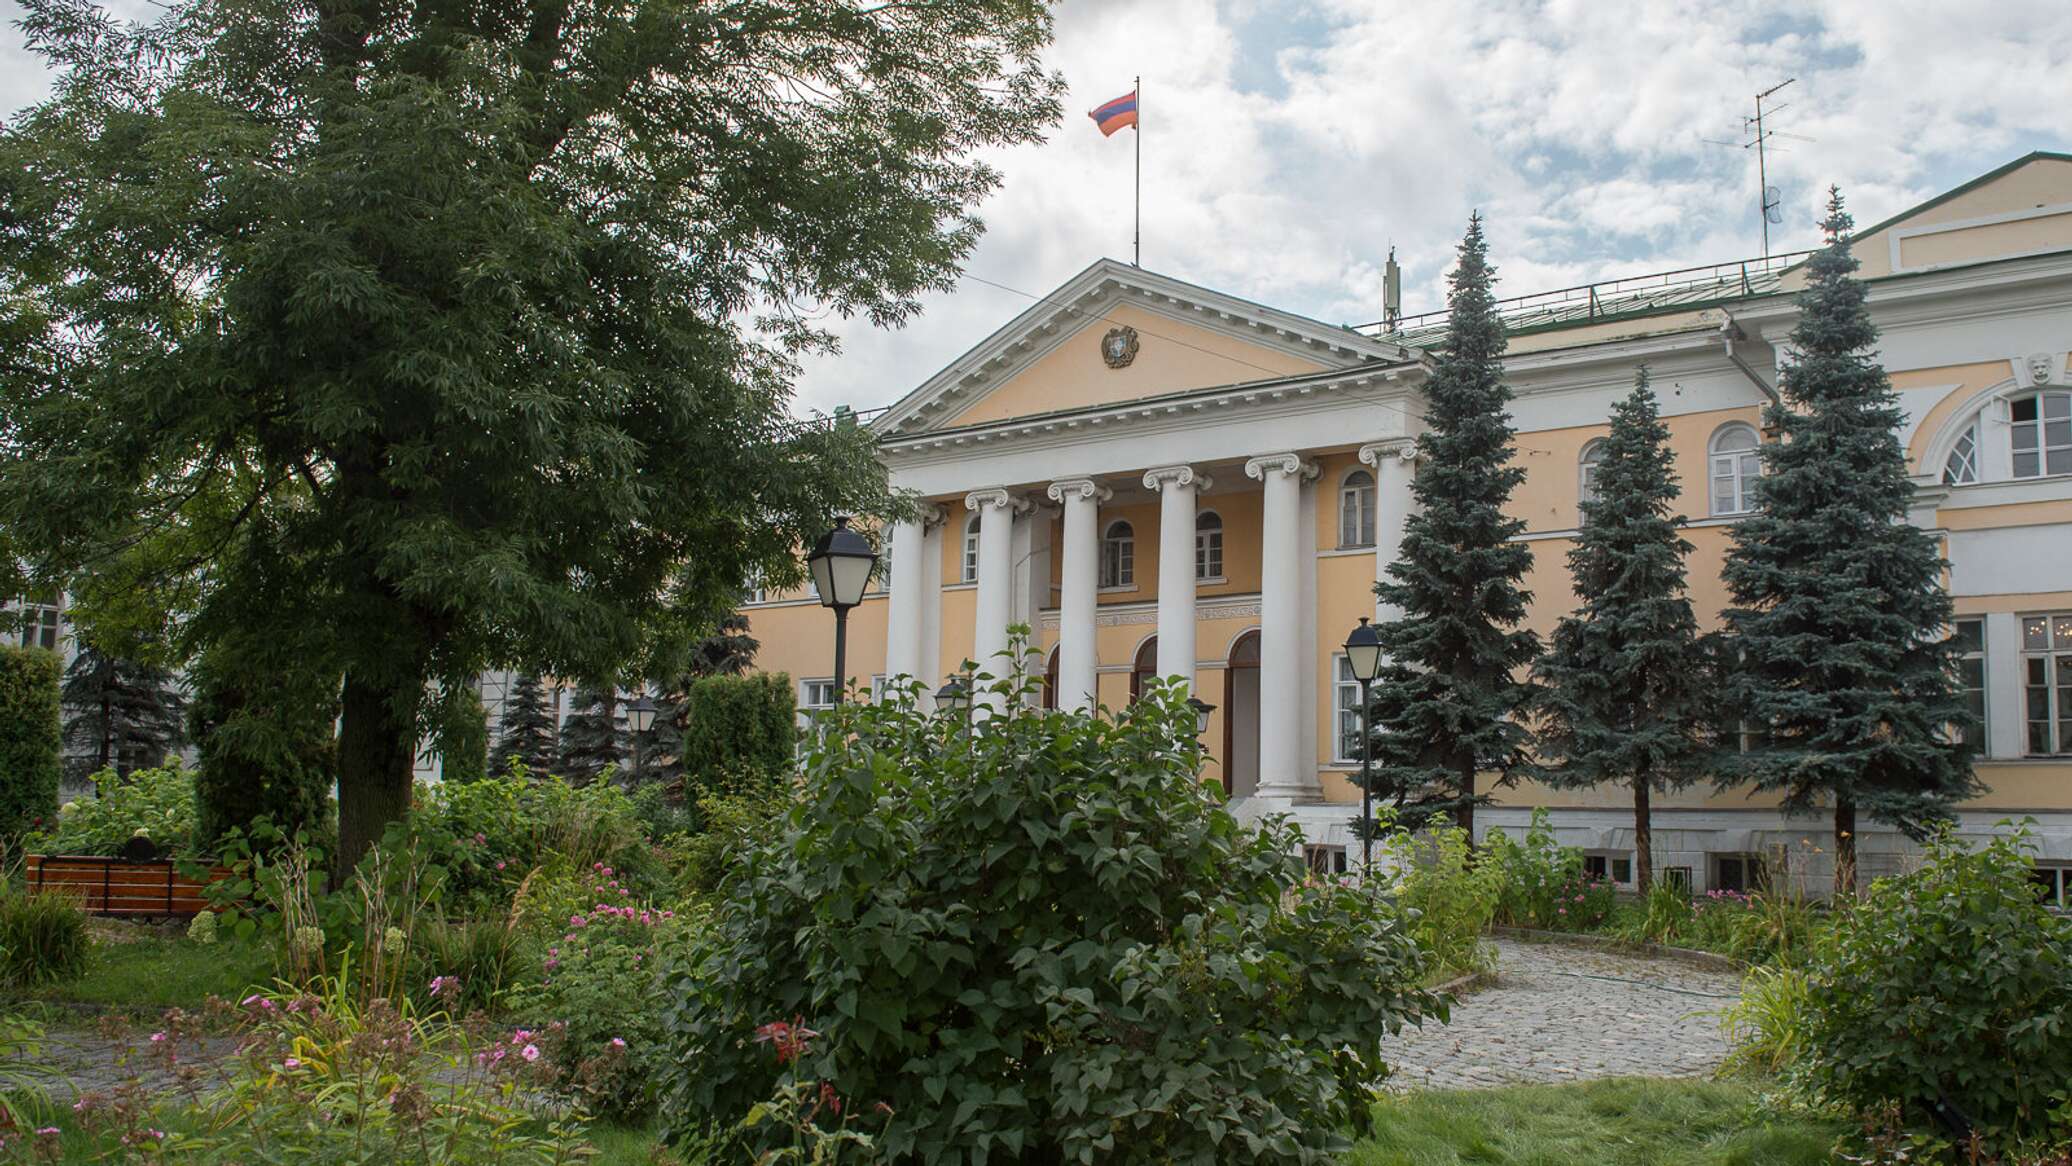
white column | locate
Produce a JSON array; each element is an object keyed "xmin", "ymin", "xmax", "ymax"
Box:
[
  {"xmin": 918, "ymin": 517, "xmax": 944, "ymax": 706},
  {"xmin": 1046, "ymin": 479, "xmax": 1108, "ymax": 712},
  {"xmin": 965, "ymin": 489, "xmax": 1024, "ymax": 702},
  {"xmin": 1144, "ymin": 465, "xmax": 1210, "ymax": 692},
  {"xmin": 1359, "ymin": 438, "xmax": 1420, "ymax": 619},
  {"xmin": 1984, "ymin": 611, "xmax": 2021, "ymax": 761},
  {"xmin": 882, "ymin": 513, "xmax": 928, "ymax": 692},
  {"xmin": 1246, "ymin": 453, "xmax": 1320, "ymax": 801}
]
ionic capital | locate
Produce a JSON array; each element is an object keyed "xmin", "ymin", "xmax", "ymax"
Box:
[
  {"xmin": 1142, "ymin": 464, "xmax": 1212, "ymax": 493},
  {"xmin": 1358, "ymin": 438, "xmax": 1420, "ymax": 468},
  {"xmin": 1243, "ymin": 453, "xmax": 1320, "ymax": 482},
  {"xmin": 1045, "ymin": 478, "xmax": 1113, "ymax": 505},
  {"xmin": 964, "ymin": 488, "xmax": 1031, "ymax": 515}
]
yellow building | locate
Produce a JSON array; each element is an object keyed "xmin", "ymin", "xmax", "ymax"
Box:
[{"xmin": 744, "ymin": 152, "xmax": 2072, "ymax": 900}]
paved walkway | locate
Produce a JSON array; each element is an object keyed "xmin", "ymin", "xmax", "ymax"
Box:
[{"xmin": 1379, "ymin": 937, "xmax": 1741, "ymax": 1091}]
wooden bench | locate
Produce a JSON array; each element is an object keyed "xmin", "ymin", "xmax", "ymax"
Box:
[{"xmin": 24, "ymin": 855, "xmax": 233, "ymax": 919}]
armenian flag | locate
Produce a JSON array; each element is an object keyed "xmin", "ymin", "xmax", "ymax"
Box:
[{"xmin": 1089, "ymin": 90, "xmax": 1138, "ymax": 136}]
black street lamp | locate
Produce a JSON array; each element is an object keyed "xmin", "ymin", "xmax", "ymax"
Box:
[
  {"xmin": 807, "ymin": 517, "xmax": 878, "ymax": 708},
  {"xmin": 933, "ymin": 676, "xmax": 971, "ymax": 717},
  {"xmin": 625, "ymin": 692, "xmax": 656, "ymax": 781},
  {"xmin": 1343, "ymin": 617, "xmax": 1385, "ymax": 874},
  {"xmin": 1186, "ymin": 696, "xmax": 1215, "ymax": 736}
]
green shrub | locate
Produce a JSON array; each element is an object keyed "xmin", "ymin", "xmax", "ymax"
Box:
[
  {"xmin": 431, "ymin": 684, "xmax": 490, "ymax": 784},
  {"xmin": 1719, "ymin": 962, "xmax": 1814, "ymax": 1076},
  {"xmin": 27, "ymin": 764, "xmax": 199, "ymax": 857},
  {"xmin": 412, "ymin": 916, "xmax": 534, "ymax": 1016},
  {"xmin": 1383, "ymin": 819, "xmax": 1499, "ymax": 977},
  {"xmin": 188, "ymin": 654, "xmax": 338, "ymax": 851},
  {"xmin": 411, "ymin": 774, "xmax": 660, "ymax": 913},
  {"xmin": 679, "ymin": 673, "xmax": 795, "ymax": 799},
  {"xmin": 1797, "ymin": 824, "xmax": 2072, "ymax": 1149},
  {"xmin": 0, "ymin": 644, "xmax": 62, "ymax": 841},
  {"xmin": 661, "ymin": 667, "xmax": 1444, "ymax": 1163},
  {"xmin": 0, "ymin": 885, "xmax": 91, "ymax": 986},
  {"xmin": 1483, "ymin": 807, "xmax": 1586, "ymax": 927}
]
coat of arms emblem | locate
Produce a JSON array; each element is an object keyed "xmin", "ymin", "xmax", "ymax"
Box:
[{"xmin": 1100, "ymin": 325, "xmax": 1140, "ymax": 369}]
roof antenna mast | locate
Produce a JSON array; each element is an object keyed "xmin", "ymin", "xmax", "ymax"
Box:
[{"xmin": 1746, "ymin": 78, "xmax": 1794, "ymax": 256}]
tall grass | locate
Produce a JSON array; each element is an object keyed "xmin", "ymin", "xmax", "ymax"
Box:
[{"xmin": 0, "ymin": 885, "xmax": 91, "ymax": 986}]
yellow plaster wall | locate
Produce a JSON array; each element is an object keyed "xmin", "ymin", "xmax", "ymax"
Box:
[
  {"xmin": 941, "ymin": 303, "xmax": 1330, "ymax": 428},
  {"xmin": 1901, "ymin": 211, "xmax": 2072, "ymax": 270},
  {"xmin": 1901, "ymin": 359, "xmax": 2017, "ymax": 464},
  {"xmin": 1849, "ymin": 156, "xmax": 2072, "ymax": 279},
  {"xmin": 1511, "ymin": 405, "xmax": 1765, "ymax": 535},
  {"xmin": 745, "ymin": 596, "xmax": 889, "ymax": 697}
]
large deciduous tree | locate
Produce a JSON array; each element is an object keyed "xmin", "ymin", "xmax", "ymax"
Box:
[
  {"xmin": 0, "ymin": 0, "xmax": 1062, "ymax": 864},
  {"xmin": 1364, "ymin": 214, "xmax": 1539, "ymax": 839},
  {"xmin": 1533, "ymin": 370, "xmax": 1711, "ymax": 892},
  {"xmin": 1720, "ymin": 190, "xmax": 1978, "ymax": 895}
]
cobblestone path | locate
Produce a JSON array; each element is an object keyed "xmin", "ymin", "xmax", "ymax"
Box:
[{"xmin": 1379, "ymin": 938, "xmax": 1742, "ymax": 1091}]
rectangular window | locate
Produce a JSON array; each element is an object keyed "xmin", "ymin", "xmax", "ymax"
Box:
[
  {"xmin": 1613, "ymin": 856, "xmax": 1633, "ymax": 884},
  {"xmin": 1583, "ymin": 853, "xmax": 1633, "ymax": 884},
  {"xmin": 1195, "ymin": 527, "xmax": 1223, "ymax": 580},
  {"xmin": 1952, "ymin": 617, "xmax": 1986, "ymax": 746},
  {"xmin": 2011, "ymin": 391, "xmax": 2072, "ymax": 479},
  {"xmin": 1711, "ymin": 853, "xmax": 1764, "ymax": 895},
  {"xmin": 2032, "ymin": 864, "xmax": 2069, "ymax": 911},
  {"xmin": 14, "ymin": 592, "xmax": 60, "ymax": 651},
  {"xmin": 2022, "ymin": 613, "xmax": 2072, "ymax": 756},
  {"xmin": 1583, "ymin": 854, "xmax": 1606, "ymax": 881},
  {"xmin": 1303, "ymin": 844, "xmax": 1349, "ymax": 877},
  {"xmin": 1661, "ymin": 866, "xmax": 1693, "ymax": 895},
  {"xmin": 799, "ymin": 678, "xmax": 836, "ymax": 737},
  {"xmin": 1332, "ymin": 655, "xmax": 1366, "ymax": 764}
]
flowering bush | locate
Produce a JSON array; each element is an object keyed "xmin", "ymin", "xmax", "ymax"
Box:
[
  {"xmin": 408, "ymin": 776, "xmax": 662, "ymax": 913},
  {"xmin": 25, "ymin": 764, "xmax": 198, "ymax": 857},
  {"xmin": 1481, "ymin": 807, "xmax": 1586, "ymax": 927},
  {"xmin": 661, "ymin": 658, "xmax": 1444, "ymax": 1163},
  {"xmin": 506, "ymin": 862, "xmax": 693, "ymax": 1121}
]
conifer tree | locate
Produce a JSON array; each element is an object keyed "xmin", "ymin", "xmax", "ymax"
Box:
[
  {"xmin": 558, "ymin": 684, "xmax": 625, "ymax": 786},
  {"xmin": 688, "ymin": 615, "xmax": 761, "ymax": 679},
  {"xmin": 1533, "ymin": 369, "xmax": 1711, "ymax": 891},
  {"xmin": 1365, "ymin": 214, "xmax": 1540, "ymax": 837},
  {"xmin": 629, "ymin": 688, "xmax": 685, "ymax": 790},
  {"xmin": 60, "ymin": 644, "xmax": 185, "ymax": 782},
  {"xmin": 490, "ymin": 672, "xmax": 558, "ymax": 777},
  {"xmin": 1720, "ymin": 189, "xmax": 1978, "ymax": 895}
]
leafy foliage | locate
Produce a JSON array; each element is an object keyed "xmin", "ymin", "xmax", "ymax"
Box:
[
  {"xmin": 557, "ymin": 684, "xmax": 624, "ymax": 786},
  {"xmin": 0, "ymin": 0, "xmax": 1062, "ymax": 867},
  {"xmin": 678, "ymin": 672, "xmax": 797, "ymax": 802},
  {"xmin": 430, "ymin": 684, "xmax": 489, "ymax": 784},
  {"xmin": 1795, "ymin": 824, "xmax": 2072, "ymax": 1148},
  {"xmin": 29, "ymin": 763, "xmax": 198, "ymax": 857},
  {"xmin": 1533, "ymin": 369, "xmax": 1712, "ymax": 891},
  {"xmin": 1380, "ymin": 819, "xmax": 1500, "ymax": 977},
  {"xmin": 58, "ymin": 643, "xmax": 185, "ymax": 783},
  {"xmin": 685, "ymin": 613, "xmax": 761, "ymax": 680},
  {"xmin": 1366, "ymin": 214, "xmax": 1539, "ymax": 835},
  {"xmin": 489, "ymin": 672, "xmax": 558, "ymax": 777},
  {"xmin": 0, "ymin": 643, "xmax": 62, "ymax": 840},
  {"xmin": 187, "ymin": 650, "xmax": 337, "ymax": 851},
  {"xmin": 661, "ymin": 665, "xmax": 1444, "ymax": 1163},
  {"xmin": 1481, "ymin": 808, "xmax": 1585, "ymax": 927},
  {"xmin": 407, "ymin": 774, "xmax": 660, "ymax": 913},
  {"xmin": 0, "ymin": 884, "xmax": 91, "ymax": 987},
  {"xmin": 1718, "ymin": 190, "xmax": 1978, "ymax": 891}
]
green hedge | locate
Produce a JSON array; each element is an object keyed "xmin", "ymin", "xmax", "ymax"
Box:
[
  {"xmin": 679, "ymin": 673, "xmax": 795, "ymax": 796},
  {"xmin": 0, "ymin": 644, "xmax": 62, "ymax": 839},
  {"xmin": 432, "ymin": 685, "xmax": 490, "ymax": 783},
  {"xmin": 189, "ymin": 656, "xmax": 338, "ymax": 850}
]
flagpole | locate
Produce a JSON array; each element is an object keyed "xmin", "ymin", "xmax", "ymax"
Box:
[{"xmin": 1133, "ymin": 75, "xmax": 1141, "ymax": 268}]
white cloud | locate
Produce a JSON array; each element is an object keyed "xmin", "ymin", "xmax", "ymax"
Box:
[{"xmin": 7, "ymin": 0, "xmax": 2068, "ymax": 416}]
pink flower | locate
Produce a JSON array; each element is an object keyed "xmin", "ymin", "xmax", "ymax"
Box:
[
  {"xmin": 610, "ymin": 1037, "xmax": 626, "ymax": 1049},
  {"xmin": 428, "ymin": 975, "xmax": 451, "ymax": 997},
  {"xmin": 521, "ymin": 1044, "xmax": 540, "ymax": 1062},
  {"xmin": 36, "ymin": 1127, "xmax": 58, "ymax": 1137},
  {"xmin": 283, "ymin": 1058, "xmax": 302, "ymax": 1070},
  {"xmin": 592, "ymin": 862, "xmax": 604, "ymax": 871},
  {"xmin": 1557, "ymin": 907, "xmax": 1568, "ymax": 916},
  {"xmin": 150, "ymin": 1031, "xmax": 167, "ymax": 1043},
  {"xmin": 495, "ymin": 860, "xmax": 506, "ymax": 871},
  {"xmin": 473, "ymin": 832, "xmax": 487, "ymax": 845},
  {"xmin": 570, "ymin": 915, "xmax": 587, "ymax": 928}
]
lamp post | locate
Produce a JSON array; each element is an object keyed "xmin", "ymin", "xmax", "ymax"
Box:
[
  {"xmin": 625, "ymin": 692, "xmax": 656, "ymax": 782},
  {"xmin": 1186, "ymin": 696, "xmax": 1215, "ymax": 736},
  {"xmin": 1342, "ymin": 617, "xmax": 1385, "ymax": 874},
  {"xmin": 807, "ymin": 517, "xmax": 879, "ymax": 708}
]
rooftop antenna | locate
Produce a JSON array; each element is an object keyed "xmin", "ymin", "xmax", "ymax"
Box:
[
  {"xmin": 1745, "ymin": 79, "xmax": 1794, "ymax": 257},
  {"xmin": 1382, "ymin": 246, "xmax": 1402, "ymax": 334}
]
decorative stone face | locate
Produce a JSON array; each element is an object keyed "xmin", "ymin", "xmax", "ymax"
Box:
[
  {"xmin": 1100, "ymin": 325, "xmax": 1139, "ymax": 369},
  {"xmin": 2029, "ymin": 352, "xmax": 2059, "ymax": 386}
]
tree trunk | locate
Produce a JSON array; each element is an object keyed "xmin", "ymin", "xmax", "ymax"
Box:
[
  {"xmin": 1456, "ymin": 765, "xmax": 1475, "ymax": 843},
  {"xmin": 1833, "ymin": 797, "xmax": 1857, "ymax": 899},
  {"xmin": 1633, "ymin": 775, "xmax": 1654, "ymax": 894},
  {"xmin": 336, "ymin": 668, "xmax": 422, "ymax": 872}
]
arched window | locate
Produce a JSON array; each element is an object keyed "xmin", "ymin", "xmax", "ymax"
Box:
[
  {"xmin": 1042, "ymin": 646, "xmax": 1059, "ymax": 710},
  {"xmin": 1130, "ymin": 635, "xmax": 1158, "ymax": 702},
  {"xmin": 1101, "ymin": 520, "xmax": 1135, "ymax": 588},
  {"xmin": 1195, "ymin": 511, "xmax": 1224, "ymax": 580},
  {"xmin": 1709, "ymin": 423, "xmax": 1761, "ymax": 516},
  {"xmin": 1943, "ymin": 422, "xmax": 1979, "ymax": 485},
  {"xmin": 962, "ymin": 514, "xmax": 980, "ymax": 583},
  {"xmin": 2011, "ymin": 390, "xmax": 2072, "ymax": 479},
  {"xmin": 1579, "ymin": 440, "xmax": 1608, "ymax": 509},
  {"xmin": 1338, "ymin": 469, "xmax": 1375, "ymax": 548}
]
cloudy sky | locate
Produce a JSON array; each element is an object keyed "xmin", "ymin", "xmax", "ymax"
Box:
[{"xmin": 8, "ymin": 1, "xmax": 2070, "ymax": 417}]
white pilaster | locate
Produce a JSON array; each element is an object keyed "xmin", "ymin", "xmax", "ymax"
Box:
[
  {"xmin": 1983, "ymin": 611, "xmax": 2021, "ymax": 760},
  {"xmin": 919, "ymin": 518, "xmax": 944, "ymax": 707},
  {"xmin": 1360, "ymin": 438, "xmax": 1420, "ymax": 620},
  {"xmin": 1144, "ymin": 465, "xmax": 1211, "ymax": 693},
  {"xmin": 1046, "ymin": 478, "xmax": 1110, "ymax": 712},
  {"xmin": 882, "ymin": 510, "xmax": 931, "ymax": 693},
  {"xmin": 1246, "ymin": 453, "xmax": 1321, "ymax": 802},
  {"xmin": 965, "ymin": 488, "xmax": 1026, "ymax": 705}
]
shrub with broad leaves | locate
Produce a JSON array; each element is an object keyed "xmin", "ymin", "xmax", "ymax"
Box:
[{"xmin": 659, "ymin": 651, "xmax": 1444, "ymax": 1163}]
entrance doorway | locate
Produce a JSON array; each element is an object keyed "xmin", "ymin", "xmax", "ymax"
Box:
[{"xmin": 1222, "ymin": 629, "xmax": 1260, "ymax": 797}]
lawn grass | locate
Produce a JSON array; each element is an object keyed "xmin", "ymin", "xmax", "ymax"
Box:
[
  {"xmin": 584, "ymin": 1120, "xmax": 676, "ymax": 1164},
  {"xmin": 1348, "ymin": 1077, "xmax": 1847, "ymax": 1166},
  {"xmin": 14, "ymin": 921, "xmax": 275, "ymax": 1016}
]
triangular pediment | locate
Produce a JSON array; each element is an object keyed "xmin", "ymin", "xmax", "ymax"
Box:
[
  {"xmin": 1831, "ymin": 152, "xmax": 2072, "ymax": 282},
  {"xmin": 876, "ymin": 260, "xmax": 1404, "ymax": 434}
]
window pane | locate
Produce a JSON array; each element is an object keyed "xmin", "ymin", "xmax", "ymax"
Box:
[
  {"xmin": 2050, "ymin": 448, "xmax": 2072, "ymax": 476},
  {"xmin": 2015, "ymin": 451, "xmax": 2041, "ymax": 478},
  {"xmin": 1952, "ymin": 619, "xmax": 1983, "ymax": 653},
  {"xmin": 2047, "ymin": 392, "xmax": 2072, "ymax": 419},
  {"xmin": 2025, "ymin": 617, "xmax": 2050, "ymax": 649},
  {"xmin": 2012, "ymin": 395, "xmax": 2039, "ymax": 423},
  {"xmin": 2056, "ymin": 616, "xmax": 2072, "ymax": 647}
]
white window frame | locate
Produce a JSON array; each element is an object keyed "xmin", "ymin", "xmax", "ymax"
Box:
[
  {"xmin": 1579, "ymin": 439, "xmax": 1608, "ymax": 509},
  {"xmin": 1338, "ymin": 469, "xmax": 1376, "ymax": 548},
  {"xmin": 962, "ymin": 514, "xmax": 981, "ymax": 583},
  {"xmin": 1953, "ymin": 617, "xmax": 1986, "ymax": 747},
  {"xmin": 742, "ymin": 571, "xmax": 769, "ymax": 606},
  {"xmin": 1303, "ymin": 844, "xmax": 1349, "ymax": 877},
  {"xmin": 2020, "ymin": 612, "xmax": 2072, "ymax": 757},
  {"xmin": 1582, "ymin": 852, "xmax": 1633, "ymax": 885},
  {"xmin": 2033, "ymin": 864, "xmax": 2070, "ymax": 912},
  {"xmin": 2010, "ymin": 390, "xmax": 2072, "ymax": 480},
  {"xmin": 1943, "ymin": 421, "xmax": 1979, "ymax": 485},
  {"xmin": 1710, "ymin": 852, "xmax": 1765, "ymax": 895},
  {"xmin": 14, "ymin": 594, "xmax": 60, "ymax": 651},
  {"xmin": 1194, "ymin": 510, "xmax": 1224, "ymax": 582},
  {"xmin": 1709, "ymin": 423, "xmax": 1761, "ymax": 517},
  {"xmin": 1100, "ymin": 520, "xmax": 1135, "ymax": 589},
  {"xmin": 1331, "ymin": 654, "xmax": 1366, "ymax": 765}
]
